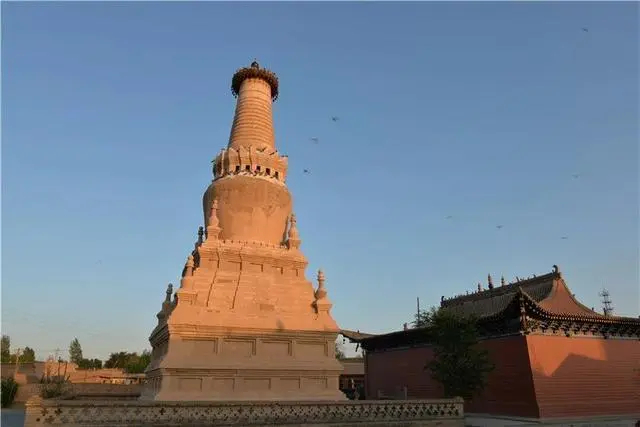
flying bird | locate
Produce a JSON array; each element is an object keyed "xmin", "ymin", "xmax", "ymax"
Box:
[
  {"xmin": 581, "ymin": 27, "xmax": 589, "ymax": 33},
  {"xmin": 445, "ymin": 215, "xmax": 453, "ymax": 220},
  {"xmin": 496, "ymin": 225, "xmax": 504, "ymax": 230},
  {"xmin": 572, "ymin": 174, "xmax": 580, "ymax": 179},
  {"xmin": 331, "ymin": 116, "xmax": 339, "ymax": 122},
  {"xmin": 303, "ymin": 169, "xmax": 311, "ymax": 174},
  {"xmin": 561, "ymin": 236, "xmax": 569, "ymax": 240},
  {"xmin": 310, "ymin": 137, "xmax": 319, "ymax": 144}
]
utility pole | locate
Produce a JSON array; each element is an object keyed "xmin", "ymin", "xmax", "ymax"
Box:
[
  {"xmin": 599, "ymin": 288, "xmax": 614, "ymax": 316},
  {"xmin": 14, "ymin": 348, "xmax": 22, "ymax": 377},
  {"xmin": 53, "ymin": 348, "xmax": 62, "ymax": 377}
]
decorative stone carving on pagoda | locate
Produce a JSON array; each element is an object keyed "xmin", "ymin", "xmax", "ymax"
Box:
[{"xmin": 142, "ymin": 61, "xmax": 344, "ymax": 402}]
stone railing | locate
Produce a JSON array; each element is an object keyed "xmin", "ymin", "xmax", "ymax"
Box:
[{"xmin": 24, "ymin": 396, "xmax": 464, "ymax": 426}]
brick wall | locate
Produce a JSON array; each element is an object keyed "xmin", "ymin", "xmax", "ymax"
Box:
[{"xmin": 527, "ymin": 335, "xmax": 640, "ymax": 418}]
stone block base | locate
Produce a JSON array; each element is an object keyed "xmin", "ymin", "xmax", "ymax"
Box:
[{"xmin": 145, "ymin": 327, "xmax": 346, "ymax": 402}]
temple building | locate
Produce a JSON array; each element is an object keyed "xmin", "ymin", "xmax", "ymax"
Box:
[
  {"xmin": 348, "ymin": 266, "xmax": 640, "ymax": 422},
  {"xmin": 142, "ymin": 61, "xmax": 344, "ymax": 401}
]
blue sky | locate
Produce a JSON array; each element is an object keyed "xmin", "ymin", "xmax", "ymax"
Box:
[{"xmin": 2, "ymin": 2, "xmax": 638, "ymax": 361}]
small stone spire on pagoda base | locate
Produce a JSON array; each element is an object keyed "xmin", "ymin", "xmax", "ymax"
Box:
[
  {"xmin": 143, "ymin": 61, "xmax": 345, "ymax": 403},
  {"xmin": 176, "ymin": 255, "xmax": 198, "ymax": 306},
  {"xmin": 156, "ymin": 283, "xmax": 174, "ymax": 323},
  {"xmin": 287, "ymin": 213, "xmax": 301, "ymax": 250},
  {"xmin": 314, "ymin": 269, "xmax": 334, "ymax": 314},
  {"xmin": 204, "ymin": 199, "xmax": 222, "ymax": 243}
]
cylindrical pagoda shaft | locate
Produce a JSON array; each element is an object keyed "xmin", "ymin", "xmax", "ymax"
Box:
[{"xmin": 228, "ymin": 78, "xmax": 276, "ymax": 152}]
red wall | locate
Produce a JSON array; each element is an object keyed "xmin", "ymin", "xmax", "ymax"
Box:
[
  {"xmin": 527, "ymin": 335, "xmax": 640, "ymax": 418},
  {"xmin": 365, "ymin": 346, "xmax": 442, "ymax": 399},
  {"xmin": 365, "ymin": 336, "xmax": 538, "ymax": 417},
  {"xmin": 365, "ymin": 334, "xmax": 640, "ymax": 419},
  {"xmin": 466, "ymin": 336, "xmax": 538, "ymax": 417}
]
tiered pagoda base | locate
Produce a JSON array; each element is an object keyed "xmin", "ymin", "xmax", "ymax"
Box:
[{"xmin": 141, "ymin": 238, "xmax": 346, "ymax": 402}]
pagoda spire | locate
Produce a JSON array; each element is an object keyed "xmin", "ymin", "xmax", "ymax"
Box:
[{"xmin": 228, "ymin": 60, "xmax": 279, "ymax": 152}]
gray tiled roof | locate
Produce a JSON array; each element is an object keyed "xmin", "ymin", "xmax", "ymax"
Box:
[{"xmin": 440, "ymin": 273, "xmax": 555, "ymax": 319}]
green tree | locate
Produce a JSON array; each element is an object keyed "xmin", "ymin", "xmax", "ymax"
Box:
[
  {"xmin": 104, "ymin": 351, "xmax": 151, "ymax": 373},
  {"xmin": 77, "ymin": 358, "xmax": 103, "ymax": 370},
  {"xmin": 69, "ymin": 338, "xmax": 83, "ymax": 364},
  {"xmin": 19, "ymin": 347, "xmax": 36, "ymax": 363},
  {"xmin": 124, "ymin": 350, "xmax": 151, "ymax": 374},
  {"xmin": 104, "ymin": 352, "xmax": 130, "ymax": 369},
  {"xmin": 412, "ymin": 307, "xmax": 438, "ymax": 328},
  {"xmin": 424, "ymin": 307, "xmax": 494, "ymax": 400},
  {"xmin": 1, "ymin": 335, "xmax": 10, "ymax": 363}
]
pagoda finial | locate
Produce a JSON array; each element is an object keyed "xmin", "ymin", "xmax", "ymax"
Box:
[
  {"xmin": 501, "ymin": 275, "xmax": 506, "ymax": 286},
  {"xmin": 488, "ymin": 274, "xmax": 494, "ymax": 290},
  {"xmin": 287, "ymin": 213, "xmax": 301, "ymax": 249}
]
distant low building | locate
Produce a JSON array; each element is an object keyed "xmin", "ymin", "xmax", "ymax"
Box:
[{"xmin": 338, "ymin": 357, "xmax": 364, "ymax": 392}]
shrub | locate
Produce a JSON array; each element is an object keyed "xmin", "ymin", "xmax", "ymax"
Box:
[
  {"xmin": 39, "ymin": 374, "xmax": 72, "ymax": 399},
  {"xmin": 1, "ymin": 377, "xmax": 19, "ymax": 408}
]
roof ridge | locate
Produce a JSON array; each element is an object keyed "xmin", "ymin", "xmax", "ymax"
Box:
[
  {"xmin": 521, "ymin": 291, "xmax": 640, "ymax": 324},
  {"xmin": 442, "ymin": 271, "xmax": 557, "ymax": 306},
  {"xmin": 554, "ymin": 276, "xmax": 604, "ymax": 316}
]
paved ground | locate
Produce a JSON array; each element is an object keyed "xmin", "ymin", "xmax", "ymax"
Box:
[{"xmin": 1, "ymin": 409, "xmax": 26, "ymax": 427}]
